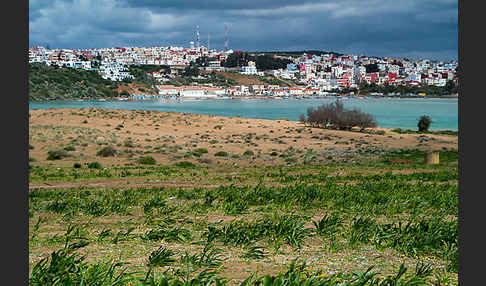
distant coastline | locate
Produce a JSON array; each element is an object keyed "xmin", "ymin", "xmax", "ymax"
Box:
[
  {"xmin": 29, "ymin": 96, "xmax": 458, "ymax": 131},
  {"xmin": 29, "ymin": 93, "xmax": 458, "ymax": 102}
]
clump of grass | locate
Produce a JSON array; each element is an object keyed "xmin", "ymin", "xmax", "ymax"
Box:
[
  {"xmin": 138, "ymin": 156, "xmax": 156, "ymax": 165},
  {"xmin": 214, "ymin": 151, "xmax": 229, "ymax": 157},
  {"xmin": 243, "ymin": 150, "xmax": 254, "ymax": 156},
  {"xmin": 47, "ymin": 150, "xmax": 71, "ymax": 160},
  {"xmin": 175, "ymin": 161, "xmax": 196, "ymax": 168},
  {"xmin": 242, "ymin": 244, "xmax": 266, "ymax": 260},
  {"xmin": 194, "ymin": 148, "xmax": 208, "ymax": 155},
  {"xmin": 87, "ymin": 162, "xmax": 102, "ymax": 169},
  {"xmin": 29, "ymin": 244, "xmax": 133, "ymax": 285},
  {"xmin": 96, "ymin": 146, "xmax": 118, "ymax": 157},
  {"xmin": 63, "ymin": 145, "xmax": 76, "ymax": 151},
  {"xmin": 124, "ymin": 139, "xmax": 135, "ymax": 147}
]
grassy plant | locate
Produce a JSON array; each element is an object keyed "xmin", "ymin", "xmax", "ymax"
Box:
[
  {"xmin": 174, "ymin": 161, "xmax": 197, "ymax": 168},
  {"xmin": 194, "ymin": 148, "xmax": 209, "ymax": 155},
  {"xmin": 96, "ymin": 146, "xmax": 119, "ymax": 157},
  {"xmin": 313, "ymin": 213, "xmax": 342, "ymax": 237},
  {"xmin": 63, "ymin": 145, "xmax": 76, "ymax": 151},
  {"xmin": 47, "ymin": 150, "xmax": 71, "ymax": 160},
  {"xmin": 242, "ymin": 244, "xmax": 266, "ymax": 260},
  {"xmin": 87, "ymin": 162, "xmax": 102, "ymax": 169},
  {"xmin": 214, "ymin": 151, "xmax": 229, "ymax": 157},
  {"xmin": 143, "ymin": 226, "xmax": 192, "ymax": 243},
  {"xmin": 138, "ymin": 156, "xmax": 156, "ymax": 165}
]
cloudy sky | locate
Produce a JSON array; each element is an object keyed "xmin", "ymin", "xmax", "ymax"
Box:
[{"xmin": 29, "ymin": 0, "xmax": 458, "ymax": 61}]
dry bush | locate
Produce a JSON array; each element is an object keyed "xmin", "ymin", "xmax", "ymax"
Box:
[{"xmin": 300, "ymin": 100, "xmax": 377, "ymax": 131}]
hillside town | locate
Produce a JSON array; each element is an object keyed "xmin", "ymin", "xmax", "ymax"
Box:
[{"xmin": 28, "ymin": 44, "xmax": 458, "ymax": 98}]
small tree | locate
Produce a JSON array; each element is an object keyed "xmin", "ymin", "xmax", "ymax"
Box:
[{"xmin": 418, "ymin": 115, "xmax": 433, "ymax": 132}]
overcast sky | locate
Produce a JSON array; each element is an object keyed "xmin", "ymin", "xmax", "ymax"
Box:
[{"xmin": 29, "ymin": 0, "xmax": 458, "ymax": 61}]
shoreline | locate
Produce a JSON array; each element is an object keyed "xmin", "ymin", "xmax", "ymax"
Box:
[
  {"xmin": 29, "ymin": 93, "xmax": 458, "ymax": 102},
  {"xmin": 28, "ymin": 106, "xmax": 458, "ymax": 132}
]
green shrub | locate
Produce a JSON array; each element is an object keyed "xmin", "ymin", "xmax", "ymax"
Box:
[
  {"xmin": 138, "ymin": 156, "xmax": 156, "ymax": 165},
  {"xmin": 73, "ymin": 162, "xmax": 82, "ymax": 168},
  {"xmin": 175, "ymin": 161, "xmax": 196, "ymax": 168},
  {"xmin": 194, "ymin": 148, "xmax": 208, "ymax": 154},
  {"xmin": 29, "ymin": 157, "xmax": 37, "ymax": 162},
  {"xmin": 214, "ymin": 151, "xmax": 229, "ymax": 157},
  {"xmin": 63, "ymin": 145, "xmax": 76, "ymax": 151},
  {"xmin": 29, "ymin": 144, "xmax": 34, "ymax": 150},
  {"xmin": 243, "ymin": 150, "xmax": 254, "ymax": 156},
  {"xmin": 418, "ymin": 115, "xmax": 433, "ymax": 132},
  {"xmin": 96, "ymin": 146, "xmax": 118, "ymax": 157},
  {"xmin": 47, "ymin": 150, "xmax": 71, "ymax": 160},
  {"xmin": 88, "ymin": 162, "xmax": 102, "ymax": 169}
]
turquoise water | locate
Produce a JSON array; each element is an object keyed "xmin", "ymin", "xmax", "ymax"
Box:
[{"xmin": 29, "ymin": 97, "xmax": 458, "ymax": 130}]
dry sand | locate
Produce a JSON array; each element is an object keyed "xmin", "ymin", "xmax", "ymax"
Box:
[{"xmin": 29, "ymin": 108, "xmax": 457, "ymax": 168}]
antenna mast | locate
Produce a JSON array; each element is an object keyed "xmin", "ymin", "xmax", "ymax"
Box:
[
  {"xmin": 224, "ymin": 24, "xmax": 228, "ymax": 52},
  {"xmin": 196, "ymin": 25, "xmax": 200, "ymax": 49}
]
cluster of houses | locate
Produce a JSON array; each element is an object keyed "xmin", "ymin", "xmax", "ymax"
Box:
[
  {"xmin": 29, "ymin": 44, "xmax": 458, "ymax": 95},
  {"xmin": 153, "ymin": 85, "xmax": 225, "ymax": 98},
  {"xmin": 269, "ymin": 53, "xmax": 457, "ymax": 91},
  {"xmin": 153, "ymin": 84, "xmax": 328, "ymax": 98}
]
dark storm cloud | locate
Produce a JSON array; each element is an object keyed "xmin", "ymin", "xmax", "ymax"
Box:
[{"xmin": 29, "ymin": 0, "xmax": 457, "ymax": 61}]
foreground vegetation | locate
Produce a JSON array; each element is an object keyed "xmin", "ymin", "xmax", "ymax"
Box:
[{"xmin": 29, "ymin": 147, "xmax": 458, "ymax": 285}]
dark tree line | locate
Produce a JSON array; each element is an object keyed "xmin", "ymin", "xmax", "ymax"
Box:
[
  {"xmin": 221, "ymin": 53, "xmax": 292, "ymax": 70},
  {"xmin": 357, "ymin": 81, "xmax": 457, "ymax": 95},
  {"xmin": 365, "ymin": 63, "xmax": 379, "ymax": 73}
]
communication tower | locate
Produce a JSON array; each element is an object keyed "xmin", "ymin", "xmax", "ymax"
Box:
[
  {"xmin": 196, "ymin": 25, "xmax": 200, "ymax": 49},
  {"xmin": 224, "ymin": 24, "xmax": 229, "ymax": 52}
]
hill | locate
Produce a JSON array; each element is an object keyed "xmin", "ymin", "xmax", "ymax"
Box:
[
  {"xmin": 28, "ymin": 63, "xmax": 159, "ymax": 101},
  {"xmin": 28, "ymin": 63, "xmax": 119, "ymax": 100}
]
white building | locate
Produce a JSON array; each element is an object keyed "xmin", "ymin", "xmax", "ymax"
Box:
[{"xmin": 241, "ymin": 61, "xmax": 259, "ymax": 75}]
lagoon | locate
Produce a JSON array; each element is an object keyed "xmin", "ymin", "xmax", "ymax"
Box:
[{"xmin": 29, "ymin": 97, "xmax": 458, "ymax": 131}]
